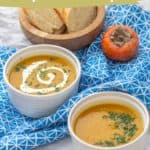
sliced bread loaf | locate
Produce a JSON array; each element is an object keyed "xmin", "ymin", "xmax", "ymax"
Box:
[
  {"xmin": 56, "ymin": 7, "xmax": 97, "ymax": 32},
  {"xmin": 24, "ymin": 8, "xmax": 65, "ymax": 34}
]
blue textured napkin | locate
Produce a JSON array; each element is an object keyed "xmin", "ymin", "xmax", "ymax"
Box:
[{"xmin": 0, "ymin": 5, "xmax": 150, "ymax": 150}]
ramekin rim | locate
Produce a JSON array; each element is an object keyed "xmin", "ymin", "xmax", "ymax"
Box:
[
  {"xmin": 3, "ymin": 44, "xmax": 81, "ymax": 98},
  {"xmin": 68, "ymin": 91, "xmax": 150, "ymax": 150}
]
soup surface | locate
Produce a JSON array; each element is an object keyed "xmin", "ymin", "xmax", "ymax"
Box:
[
  {"xmin": 74, "ymin": 103, "xmax": 144, "ymax": 147},
  {"xmin": 9, "ymin": 55, "xmax": 76, "ymax": 95}
]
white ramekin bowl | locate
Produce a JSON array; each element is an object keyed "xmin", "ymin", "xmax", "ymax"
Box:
[
  {"xmin": 68, "ymin": 92, "xmax": 150, "ymax": 150},
  {"xmin": 3, "ymin": 44, "xmax": 81, "ymax": 118}
]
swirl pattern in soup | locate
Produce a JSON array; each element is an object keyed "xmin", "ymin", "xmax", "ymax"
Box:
[
  {"xmin": 74, "ymin": 104, "xmax": 144, "ymax": 147},
  {"xmin": 9, "ymin": 55, "xmax": 76, "ymax": 95}
]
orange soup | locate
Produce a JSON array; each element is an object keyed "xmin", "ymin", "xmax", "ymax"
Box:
[
  {"xmin": 9, "ymin": 55, "xmax": 76, "ymax": 95},
  {"xmin": 74, "ymin": 104, "xmax": 144, "ymax": 147}
]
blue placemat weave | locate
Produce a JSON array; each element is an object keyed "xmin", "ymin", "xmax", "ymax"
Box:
[{"xmin": 0, "ymin": 5, "xmax": 150, "ymax": 150}]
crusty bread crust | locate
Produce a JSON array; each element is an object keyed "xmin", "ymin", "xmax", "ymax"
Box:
[
  {"xmin": 24, "ymin": 8, "xmax": 65, "ymax": 34},
  {"xmin": 56, "ymin": 7, "xmax": 97, "ymax": 32}
]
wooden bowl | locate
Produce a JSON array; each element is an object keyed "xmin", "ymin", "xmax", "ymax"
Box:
[{"xmin": 19, "ymin": 7, "xmax": 105, "ymax": 51}]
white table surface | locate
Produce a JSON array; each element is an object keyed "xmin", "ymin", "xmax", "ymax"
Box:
[{"xmin": 0, "ymin": 7, "xmax": 150, "ymax": 150}]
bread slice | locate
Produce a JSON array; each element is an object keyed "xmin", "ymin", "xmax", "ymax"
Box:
[
  {"xmin": 56, "ymin": 7, "xmax": 97, "ymax": 32},
  {"xmin": 24, "ymin": 8, "xmax": 65, "ymax": 34}
]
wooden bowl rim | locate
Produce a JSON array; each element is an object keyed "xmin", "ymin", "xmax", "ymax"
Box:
[{"xmin": 19, "ymin": 7, "xmax": 105, "ymax": 40}]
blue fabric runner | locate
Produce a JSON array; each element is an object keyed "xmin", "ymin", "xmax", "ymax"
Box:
[{"xmin": 0, "ymin": 5, "xmax": 150, "ymax": 149}]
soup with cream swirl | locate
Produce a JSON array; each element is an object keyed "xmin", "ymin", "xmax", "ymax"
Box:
[{"xmin": 9, "ymin": 55, "xmax": 76, "ymax": 95}]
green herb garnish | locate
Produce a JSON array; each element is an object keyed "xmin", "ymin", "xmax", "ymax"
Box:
[
  {"xmin": 28, "ymin": 82, "xmax": 32, "ymax": 87},
  {"xmin": 15, "ymin": 64, "xmax": 26, "ymax": 72},
  {"xmin": 102, "ymin": 115, "xmax": 108, "ymax": 119},
  {"xmin": 55, "ymin": 87, "xmax": 60, "ymax": 92},
  {"xmin": 108, "ymin": 112, "xmax": 137, "ymax": 138},
  {"xmin": 62, "ymin": 68, "xmax": 67, "ymax": 73},
  {"xmin": 39, "ymin": 70, "xmax": 47, "ymax": 79},
  {"xmin": 114, "ymin": 134, "xmax": 127, "ymax": 144},
  {"xmin": 98, "ymin": 112, "xmax": 138, "ymax": 147},
  {"xmin": 124, "ymin": 124, "xmax": 137, "ymax": 137},
  {"xmin": 52, "ymin": 72, "xmax": 56, "ymax": 75},
  {"xmin": 94, "ymin": 140, "xmax": 114, "ymax": 147}
]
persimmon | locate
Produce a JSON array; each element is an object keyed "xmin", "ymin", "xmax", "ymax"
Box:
[{"xmin": 101, "ymin": 25, "xmax": 139, "ymax": 61}]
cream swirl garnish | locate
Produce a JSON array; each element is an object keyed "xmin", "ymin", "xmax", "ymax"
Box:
[{"xmin": 20, "ymin": 61, "xmax": 69, "ymax": 94}]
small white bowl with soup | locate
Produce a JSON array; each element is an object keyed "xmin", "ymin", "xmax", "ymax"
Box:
[
  {"xmin": 4, "ymin": 44, "xmax": 81, "ymax": 118},
  {"xmin": 68, "ymin": 92, "xmax": 150, "ymax": 150}
]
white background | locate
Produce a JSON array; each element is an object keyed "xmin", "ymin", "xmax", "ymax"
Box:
[{"xmin": 0, "ymin": 7, "xmax": 149, "ymax": 150}]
